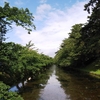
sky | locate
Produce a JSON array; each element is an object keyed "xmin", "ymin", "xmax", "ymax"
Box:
[{"xmin": 0, "ymin": 0, "xmax": 89, "ymax": 57}]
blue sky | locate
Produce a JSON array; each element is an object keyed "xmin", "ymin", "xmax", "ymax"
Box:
[{"xmin": 0, "ymin": 0, "xmax": 89, "ymax": 57}]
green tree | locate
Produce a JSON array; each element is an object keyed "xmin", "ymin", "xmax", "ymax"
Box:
[
  {"xmin": 54, "ymin": 24, "xmax": 84, "ymax": 68},
  {"xmin": 0, "ymin": 2, "xmax": 36, "ymax": 42},
  {"xmin": 80, "ymin": 0, "xmax": 100, "ymax": 64},
  {"xmin": 55, "ymin": 0, "xmax": 100, "ymax": 69},
  {"xmin": 0, "ymin": 42, "xmax": 24, "ymax": 82},
  {"xmin": 0, "ymin": 42, "xmax": 53, "ymax": 85}
]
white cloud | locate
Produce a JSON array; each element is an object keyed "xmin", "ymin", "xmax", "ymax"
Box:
[
  {"xmin": 35, "ymin": 4, "xmax": 51, "ymax": 21},
  {"xmin": 15, "ymin": 0, "xmax": 23, "ymax": 5},
  {"xmin": 11, "ymin": 1, "xmax": 88, "ymax": 57}
]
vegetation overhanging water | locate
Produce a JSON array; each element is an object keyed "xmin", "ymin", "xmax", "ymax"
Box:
[{"xmin": 9, "ymin": 65, "xmax": 100, "ymax": 100}]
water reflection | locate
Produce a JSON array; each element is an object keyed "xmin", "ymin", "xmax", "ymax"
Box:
[
  {"xmin": 56, "ymin": 67, "xmax": 100, "ymax": 100},
  {"xmin": 20, "ymin": 65, "xmax": 56, "ymax": 100},
  {"xmin": 10, "ymin": 65, "xmax": 100, "ymax": 100},
  {"xmin": 38, "ymin": 65, "xmax": 68, "ymax": 100}
]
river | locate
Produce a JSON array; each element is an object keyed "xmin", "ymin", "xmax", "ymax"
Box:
[{"xmin": 10, "ymin": 65, "xmax": 100, "ymax": 100}]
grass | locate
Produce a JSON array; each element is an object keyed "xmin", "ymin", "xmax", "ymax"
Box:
[
  {"xmin": 90, "ymin": 69, "xmax": 100, "ymax": 75},
  {"xmin": 79, "ymin": 59, "xmax": 100, "ymax": 78}
]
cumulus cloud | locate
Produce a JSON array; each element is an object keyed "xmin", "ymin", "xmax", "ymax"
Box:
[{"xmin": 11, "ymin": 1, "xmax": 88, "ymax": 57}]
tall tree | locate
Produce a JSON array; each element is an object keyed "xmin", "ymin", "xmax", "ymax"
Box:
[
  {"xmin": 54, "ymin": 24, "xmax": 83, "ymax": 67},
  {"xmin": 0, "ymin": 2, "xmax": 36, "ymax": 42},
  {"xmin": 81, "ymin": 0, "xmax": 100, "ymax": 62}
]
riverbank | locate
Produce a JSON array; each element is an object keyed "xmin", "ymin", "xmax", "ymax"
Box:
[
  {"xmin": 61, "ymin": 59, "xmax": 100, "ymax": 79},
  {"xmin": 80, "ymin": 59, "xmax": 100, "ymax": 78}
]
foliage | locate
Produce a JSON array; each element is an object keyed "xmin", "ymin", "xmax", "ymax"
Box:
[
  {"xmin": 81, "ymin": 0, "xmax": 100, "ymax": 59},
  {"xmin": 54, "ymin": 24, "xmax": 83, "ymax": 67},
  {"xmin": 0, "ymin": 82, "xmax": 23, "ymax": 100},
  {"xmin": 0, "ymin": 42, "xmax": 53, "ymax": 84},
  {"xmin": 0, "ymin": 2, "xmax": 53, "ymax": 100},
  {"xmin": 0, "ymin": 2, "xmax": 53, "ymax": 84},
  {"xmin": 0, "ymin": 2, "xmax": 35, "ymax": 42},
  {"xmin": 54, "ymin": 0, "xmax": 100, "ymax": 71}
]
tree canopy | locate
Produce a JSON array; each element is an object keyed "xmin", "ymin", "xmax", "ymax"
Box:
[
  {"xmin": 0, "ymin": 2, "xmax": 36, "ymax": 42},
  {"xmin": 0, "ymin": 2, "xmax": 53, "ymax": 100},
  {"xmin": 54, "ymin": 0, "xmax": 100, "ymax": 69}
]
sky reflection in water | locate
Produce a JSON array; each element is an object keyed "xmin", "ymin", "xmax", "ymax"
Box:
[{"xmin": 39, "ymin": 67, "xmax": 69, "ymax": 100}]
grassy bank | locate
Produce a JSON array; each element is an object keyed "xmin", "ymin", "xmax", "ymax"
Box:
[{"xmin": 80, "ymin": 59, "xmax": 100, "ymax": 78}]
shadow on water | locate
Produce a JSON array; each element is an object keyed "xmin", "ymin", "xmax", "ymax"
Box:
[
  {"xmin": 10, "ymin": 65, "xmax": 100, "ymax": 100},
  {"xmin": 56, "ymin": 67, "xmax": 100, "ymax": 100}
]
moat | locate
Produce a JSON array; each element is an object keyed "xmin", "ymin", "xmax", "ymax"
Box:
[{"xmin": 10, "ymin": 65, "xmax": 100, "ymax": 100}]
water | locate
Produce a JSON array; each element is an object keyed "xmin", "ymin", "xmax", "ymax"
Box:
[
  {"xmin": 38, "ymin": 66, "xmax": 67, "ymax": 100},
  {"xmin": 10, "ymin": 65, "xmax": 100, "ymax": 100}
]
